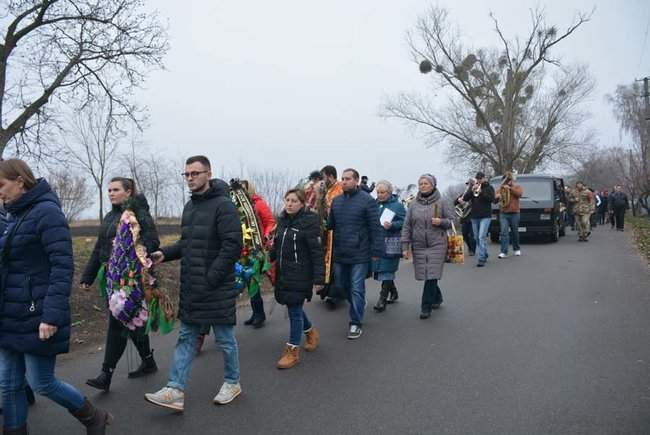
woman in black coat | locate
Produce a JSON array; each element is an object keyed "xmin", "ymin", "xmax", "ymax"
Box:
[
  {"xmin": 0, "ymin": 159, "xmax": 110, "ymax": 434},
  {"xmin": 81, "ymin": 177, "xmax": 160, "ymax": 391},
  {"xmin": 270, "ymin": 189, "xmax": 324, "ymax": 369}
]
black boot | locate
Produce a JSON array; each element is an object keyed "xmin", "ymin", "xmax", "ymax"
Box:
[
  {"xmin": 70, "ymin": 397, "xmax": 112, "ymax": 435},
  {"xmin": 3, "ymin": 425, "xmax": 28, "ymax": 434},
  {"xmin": 386, "ymin": 281, "xmax": 399, "ymax": 304},
  {"xmin": 128, "ymin": 351, "xmax": 158, "ymax": 378},
  {"xmin": 86, "ymin": 368, "xmax": 112, "ymax": 392},
  {"xmin": 250, "ymin": 295, "xmax": 266, "ymax": 329},
  {"xmin": 373, "ymin": 282, "xmax": 389, "ymax": 313},
  {"xmin": 243, "ymin": 313, "xmax": 255, "ymax": 325}
]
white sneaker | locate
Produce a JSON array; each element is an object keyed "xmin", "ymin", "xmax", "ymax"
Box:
[
  {"xmin": 498, "ymin": 253, "xmax": 508, "ymax": 259},
  {"xmin": 213, "ymin": 382, "xmax": 241, "ymax": 405},
  {"xmin": 144, "ymin": 387, "xmax": 184, "ymax": 412},
  {"xmin": 347, "ymin": 324, "xmax": 363, "ymax": 340},
  {"xmin": 514, "ymin": 250, "xmax": 521, "ymax": 256}
]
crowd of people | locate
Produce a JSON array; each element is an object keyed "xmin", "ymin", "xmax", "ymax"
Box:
[
  {"xmin": 565, "ymin": 183, "xmax": 630, "ymax": 242},
  {"xmin": 0, "ymin": 156, "xmax": 634, "ymax": 433}
]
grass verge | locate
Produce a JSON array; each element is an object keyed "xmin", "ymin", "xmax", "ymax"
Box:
[{"xmin": 628, "ymin": 215, "xmax": 650, "ymax": 265}]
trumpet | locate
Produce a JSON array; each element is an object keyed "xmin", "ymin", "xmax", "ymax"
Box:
[{"xmin": 472, "ymin": 182, "xmax": 482, "ymax": 197}]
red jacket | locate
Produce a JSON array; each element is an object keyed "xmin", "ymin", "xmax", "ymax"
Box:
[{"xmin": 251, "ymin": 194, "xmax": 276, "ymax": 238}]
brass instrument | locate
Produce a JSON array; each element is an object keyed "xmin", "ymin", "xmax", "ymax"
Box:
[
  {"xmin": 472, "ymin": 181, "xmax": 482, "ymax": 197},
  {"xmin": 454, "ymin": 180, "xmax": 474, "ymax": 219},
  {"xmin": 499, "ymin": 171, "xmax": 514, "ymax": 208}
]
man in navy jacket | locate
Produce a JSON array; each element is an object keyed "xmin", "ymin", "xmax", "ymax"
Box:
[{"xmin": 329, "ymin": 168, "xmax": 382, "ymax": 339}]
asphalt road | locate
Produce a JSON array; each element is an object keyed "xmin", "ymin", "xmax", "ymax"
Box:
[{"xmin": 11, "ymin": 226, "xmax": 650, "ymax": 435}]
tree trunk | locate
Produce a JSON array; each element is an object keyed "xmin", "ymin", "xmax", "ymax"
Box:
[{"xmin": 98, "ymin": 191, "xmax": 104, "ymax": 224}]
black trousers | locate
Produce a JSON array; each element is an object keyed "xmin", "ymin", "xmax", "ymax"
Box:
[
  {"xmin": 461, "ymin": 220, "xmax": 476, "ymax": 254},
  {"xmin": 421, "ymin": 279, "xmax": 443, "ymax": 310},
  {"xmin": 103, "ymin": 314, "xmax": 151, "ymax": 371},
  {"xmin": 613, "ymin": 208, "xmax": 626, "ymax": 230}
]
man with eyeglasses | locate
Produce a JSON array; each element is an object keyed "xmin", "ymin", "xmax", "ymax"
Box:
[{"xmin": 144, "ymin": 155, "xmax": 243, "ymax": 412}]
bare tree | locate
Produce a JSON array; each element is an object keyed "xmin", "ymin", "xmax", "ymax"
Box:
[
  {"xmin": 48, "ymin": 169, "xmax": 93, "ymax": 222},
  {"xmin": 119, "ymin": 139, "xmax": 181, "ymax": 219},
  {"xmin": 0, "ymin": 0, "xmax": 169, "ymax": 157},
  {"xmin": 246, "ymin": 168, "xmax": 300, "ymax": 215},
  {"xmin": 65, "ymin": 98, "xmax": 122, "ymax": 222},
  {"xmin": 607, "ymin": 83, "xmax": 650, "ymax": 215},
  {"xmin": 384, "ymin": 6, "xmax": 594, "ymax": 175}
]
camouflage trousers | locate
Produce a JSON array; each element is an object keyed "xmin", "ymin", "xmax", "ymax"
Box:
[{"xmin": 575, "ymin": 214, "xmax": 591, "ymax": 239}]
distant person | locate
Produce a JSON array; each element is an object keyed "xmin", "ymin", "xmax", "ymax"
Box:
[
  {"xmin": 460, "ymin": 171, "xmax": 495, "ymax": 267},
  {"xmin": 270, "ymin": 189, "xmax": 324, "ymax": 369},
  {"xmin": 145, "ymin": 155, "xmax": 243, "ymax": 412},
  {"xmin": 319, "ymin": 165, "xmax": 344, "ymax": 307},
  {"xmin": 598, "ymin": 189, "xmax": 609, "ymax": 225},
  {"xmin": 569, "ymin": 181, "xmax": 595, "ymax": 242},
  {"xmin": 360, "ymin": 176, "xmax": 375, "ymax": 194},
  {"xmin": 608, "ymin": 185, "xmax": 629, "ymax": 232},
  {"xmin": 303, "ymin": 170, "xmax": 323, "ymax": 212},
  {"xmin": 401, "ymin": 174, "xmax": 452, "ymax": 319},
  {"xmin": 81, "ymin": 178, "xmax": 160, "ymax": 391},
  {"xmin": 565, "ymin": 186, "xmax": 576, "ymax": 230},
  {"xmin": 372, "ymin": 180, "xmax": 406, "ymax": 312},
  {"xmin": 328, "ymin": 168, "xmax": 382, "ymax": 339},
  {"xmin": 237, "ymin": 180, "xmax": 275, "ymax": 328},
  {"xmin": 0, "ymin": 159, "xmax": 111, "ymax": 434}
]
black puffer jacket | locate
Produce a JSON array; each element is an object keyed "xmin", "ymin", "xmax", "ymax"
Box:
[
  {"xmin": 270, "ymin": 208, "xmax": 324, "ymax": 306},
  {"xmin": 462, "ymin": 182, "xmax": 495, "ymax": 219},
  {"xmin": 162, "ymin": 179, "xmax": 242, "ymax": 325},
  {"xmin": 81, "ymin": 194, "xmax": 159, "ymax": 285}
]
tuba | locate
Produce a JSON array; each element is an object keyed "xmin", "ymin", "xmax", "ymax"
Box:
[{"xmin": 499, "ymin": 171, "xmax": 513, "ymax": 208}]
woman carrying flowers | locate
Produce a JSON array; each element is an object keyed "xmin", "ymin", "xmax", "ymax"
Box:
[{"xmin": 81, "ymin": 178, "xmax": 161, "ymax": 392}]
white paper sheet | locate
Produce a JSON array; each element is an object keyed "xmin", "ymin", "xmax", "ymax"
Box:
[{"xmin": 380, "ymin": 208, "xmax": 396, "ymax": 225}]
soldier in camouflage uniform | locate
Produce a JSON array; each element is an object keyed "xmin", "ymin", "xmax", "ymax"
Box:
[{"xmin": 569, "ymin": 181, "xmax": 595, "ymax": 242}]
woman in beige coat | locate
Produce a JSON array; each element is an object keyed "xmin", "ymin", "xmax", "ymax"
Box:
[{"xmin": 401, "ymin": 174, "xmax": 452, "ymax": 319}]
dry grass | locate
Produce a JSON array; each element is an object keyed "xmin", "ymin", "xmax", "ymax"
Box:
[{"xmin": 629, "ymin": 215, "xmax": 650, "ymax": 266}]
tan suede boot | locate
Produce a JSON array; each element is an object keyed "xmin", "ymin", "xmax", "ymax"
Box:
[
  {"xmin": 276, "ymin": 344, "xmax": 300, "ymax": 369},
  {"xmin": 303, "ymin": 327, "xmax": 320, "ymax": 352}
]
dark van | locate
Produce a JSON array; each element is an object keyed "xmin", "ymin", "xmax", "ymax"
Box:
[{"xmin": 489, "ymin": 174, "xmax": 567, "ymax": 242}]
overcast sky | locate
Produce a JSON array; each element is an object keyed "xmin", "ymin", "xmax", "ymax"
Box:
[{"xmin": 137, "ymin": 0, "xmax": 650, "ymax": 193}]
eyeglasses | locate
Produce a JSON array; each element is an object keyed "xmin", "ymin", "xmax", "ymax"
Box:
[{"xmin": 181, "ymin": 170, "xmax": 209, "ymax": 179}]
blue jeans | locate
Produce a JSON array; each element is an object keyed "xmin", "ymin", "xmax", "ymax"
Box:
[
  {"xmin": 471, "ymin": 218, "xmax": 492, "ymax": 263},
  {"xmin": 167, "ymin": 322, "xmax": 240, "ymax": 391},
  {"xmin": 0, "ymin": 349, "xmax": 85, "ymax": 430},
  {"xmin": 333, "ymin": 262, "xmax": 369, "ymax": 326},
  {"xmin": 287, "ymin": 304, "xmax": 312, "ymax": 346},
  {"xmin": 499, "ymin": 212, "xmax": 520, "ymax": 254}
]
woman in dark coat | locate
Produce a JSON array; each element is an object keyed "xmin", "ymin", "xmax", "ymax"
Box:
[
  {"xmin": 269, "ymin": 189, "xmax": 324, "ymax": 369},
  {"xmin": 81, "ymin": 178, "xmax": 160, "ymax": 391},
  {"xmin": 401, "ymin": 174, "xmax": 452, "ymax": 319},
  {"xmin": 372, "ymin": 180, "xmax": 406, "ymax": 312},
  {"xmin": 0, "ymin": 159, "xmax": 110, "ymax": 434}
]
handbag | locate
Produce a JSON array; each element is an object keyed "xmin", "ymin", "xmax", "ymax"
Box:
[
  {"xmin": 446, "ymin": 221, "xmax": 464, "ymax": 264},
  {"xmin": 384, "ymin": 235, "xmax": 402, "ymax": 258}
]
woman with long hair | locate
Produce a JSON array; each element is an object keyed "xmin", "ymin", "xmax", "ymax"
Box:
[
  {"xmin": 0, "ymin": 158, "xmax": 111, "ymax": 434},
  {"xmin": 81, "ymin": 177, "xmax": 160, "ymax": 391}
]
